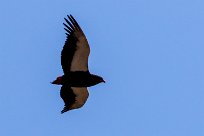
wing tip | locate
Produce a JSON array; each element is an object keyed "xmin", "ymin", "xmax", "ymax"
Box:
[
  {"xmin": 61, "ymin": 106, "xmax": 69, "ymax": 114},
  {"xmin": 66, "ymin": 14, "xmax": 82, "ymax": 31}
]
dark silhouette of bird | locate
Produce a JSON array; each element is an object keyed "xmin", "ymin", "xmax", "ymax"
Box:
[{"xmin": 52, "ymin": 15, "xmax": 105, "ymax": 114}]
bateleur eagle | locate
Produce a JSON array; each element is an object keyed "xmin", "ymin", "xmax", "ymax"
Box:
[{"xmin": 52, "ymin": 15, "xmax": 105, "ymax": 113}]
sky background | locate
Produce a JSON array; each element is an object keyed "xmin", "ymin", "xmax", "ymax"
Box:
[{"xmin": 0, "ymin": 0, "xmax": 204, "ymax": 135}]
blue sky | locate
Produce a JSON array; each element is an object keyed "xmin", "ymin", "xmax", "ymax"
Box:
[{"xmin": 0, "ymin": 0, "xmax": 204, "ymax": 135}]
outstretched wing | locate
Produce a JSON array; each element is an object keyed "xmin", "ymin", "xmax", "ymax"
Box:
[
  {"xmin": 61, "ymin": 15, "xmax": 90, "ymax": 74},
  {"xmin": 60, "ymin": 85, "xmax": 89, "ymax": 113}
]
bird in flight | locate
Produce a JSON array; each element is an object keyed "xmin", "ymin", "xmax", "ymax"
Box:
[{"xmin": 52, "ymin": 15, "xmax": 105, "ymax": 114}]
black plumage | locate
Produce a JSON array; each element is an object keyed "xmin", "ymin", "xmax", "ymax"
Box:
[
  {"xmin": 60, "ymin": 85, "xmax": 76, "ymax": 114},
  {"xmin": 52, "ymin": 15, "xmax": 105, "ymax": 113}
]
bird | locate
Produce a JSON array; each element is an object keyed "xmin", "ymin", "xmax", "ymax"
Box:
[{"xmin": 51, "ymin": 15, "xmax": 105, "ymax": 114}]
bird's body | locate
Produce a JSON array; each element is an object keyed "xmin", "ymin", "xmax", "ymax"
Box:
[
  {"xmin": 54, "ymin": 72, "xmax": 104, "ymax": 87},
  {"xmin": 52, "ymin": 15, "xmax": 105, "ymax": 113}
]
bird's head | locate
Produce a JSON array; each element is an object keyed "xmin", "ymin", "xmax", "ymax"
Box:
[{"xmin": 51, "ymin": 76, "xmax": 63, "ymax": 85}]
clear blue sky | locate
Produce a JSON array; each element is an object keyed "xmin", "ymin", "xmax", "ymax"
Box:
[{"xmin": 0, "ymin": 0, "xmax": 204, "ymax": 135}]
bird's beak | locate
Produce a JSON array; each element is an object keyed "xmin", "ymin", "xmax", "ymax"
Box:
[
  {"xmin": 102, "ymin": 80, "xmax": 106, "ymax": 83},
  {"xmin": 51, "ymin": 80, "xmax": 57, "ymax": 84}
]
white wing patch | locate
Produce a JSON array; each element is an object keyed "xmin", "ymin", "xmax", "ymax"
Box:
[
  {"xmin": 70, "ymin": 87, "xmax": 89, "ymax": 110},
  {"xmin": 70, "ymin": 35, "xmax": 90, "ymax": 71}
]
